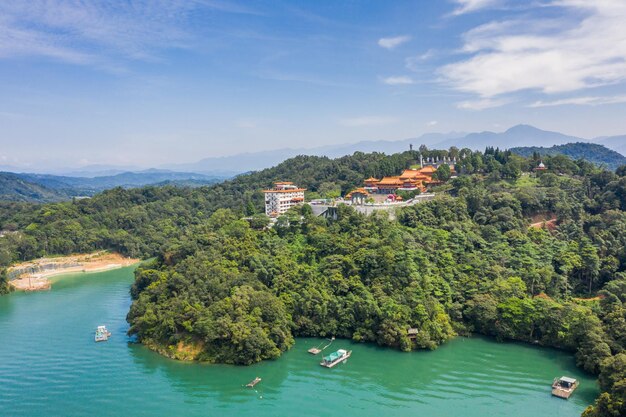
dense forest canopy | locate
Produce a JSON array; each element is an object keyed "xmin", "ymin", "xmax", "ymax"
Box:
[
  {"xmin": 1, "ymin": 148, "xmax": 626, "ymax": 417},
  {"xmin": 0, "ymin": 151, "xmax": 426, "ymax": 266}
]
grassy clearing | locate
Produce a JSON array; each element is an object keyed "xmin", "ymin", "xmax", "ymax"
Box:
[{"xmin": 514, "ymin": 174, "xmax": 540, "ymax": 188}]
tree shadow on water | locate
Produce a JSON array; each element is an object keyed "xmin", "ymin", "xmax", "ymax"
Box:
[{"xmin": 126, "ymin": 341, "xmax": 291, "ymax": 406}]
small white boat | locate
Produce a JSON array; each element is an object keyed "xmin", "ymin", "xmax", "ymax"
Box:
[
  {"xmin": 95, "ymin": 325, "xmax": 111, "ymax": 342},
  {"xmin": 246, "ymin": 377, "xmax": 262, "ymax": 388}
]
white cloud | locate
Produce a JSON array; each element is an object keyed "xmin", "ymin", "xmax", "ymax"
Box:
[
  {"xmin": 378, "ymin": 35, "xmax": 411, "ymax": 49},
  {"xmin": 405, "ymin": 50, "xmax": 437, "ymax": 72},
  {"xmin": 427, "ymin": 120, "xmax": 438, "ymax": 127},
  {"xmin": 439, "ymin": 0, "xmax": 626, "ymax": 108},
  {"xmin": 0, "ymin": 1, "xmax": 256, "ymax": 66},
  {"xmin": 529, "ymin": 95, "xmax": 626, "ymax": 107},
  {"xmin": 441, "ymin": 1, "xmax": 626, "ymax": 109},
  {"xmin": 452, "ymin": 0, "xmax": 501, "ymax": 16},
  {"xmin": 456, "ymin": 98, "xmax": 510, "ymax": 110},
  {"xmin": 0, "ymin": 20, "xmax": 94, "ymax": 64},
  {"xmin": 419, "ymin": 49, "xmax": 436, "ymax": 61},
  {"xmin": 381, "ymin": 76, "xmax": 414, "ymax": 85},
  {"xmin": 339, "ymin": 116, "xmax": 398, "ymax": 127}
]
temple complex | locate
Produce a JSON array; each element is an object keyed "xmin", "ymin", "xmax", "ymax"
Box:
[
  {"xmin": 264, "ymin": 155, "xmax": 456, "ymax": 218},
  {"xmin": 361, "ymin": 162, "xmax": 454, "ymax": 196}
]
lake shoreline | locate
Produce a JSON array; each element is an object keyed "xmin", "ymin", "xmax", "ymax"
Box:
[
  {"xmin": 0, "ymin": 266, "xmax": 599, "ymax": 416},
  {"xmin": 135, "ymin": 331, "xmax": 594, "ymax": 380},
  {"xmin": 8, "ymin": 251, "xmax": 140, "ymax": 291}
]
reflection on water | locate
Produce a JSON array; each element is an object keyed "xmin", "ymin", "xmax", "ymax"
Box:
[
  {"xmin": 127, "ymin": 341, "xmax": 290, "ymax": 405},
  {"xmin": 0, "ymin": 266, "xmax": 598, "ymax": 417}
]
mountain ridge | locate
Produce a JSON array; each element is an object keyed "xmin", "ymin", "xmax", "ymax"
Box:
[
  {"xmin": 1, "ymin": 125, "xmax": 623, "ymax": 177},
  {"xmin": 163, "ymin": 125, "xmax": 624, "ymax": 174}
]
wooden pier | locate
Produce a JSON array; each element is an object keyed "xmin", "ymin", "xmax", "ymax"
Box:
[{"xmin": 308, "ymin": 337, "xmax": 335, "ymax": 355}]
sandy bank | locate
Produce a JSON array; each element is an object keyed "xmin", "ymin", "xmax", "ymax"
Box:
[{"xmin": 8, "ymin": 252, "xmax": 140, "ymax": 291}]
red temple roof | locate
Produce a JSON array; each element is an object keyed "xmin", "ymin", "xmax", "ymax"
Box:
[
  {"xmin": 419, "ymin": 166, "xmax": 437, "ymax": 174},
  {"xmin": 399, "ymin": 169, "xmax": 429, "ymax": 180},
  {"xmin": 377, "ymin": 176, "xmax": 403, "ymax": 186},
  {"xmin": 346, "ymin": 188, "xmax": 370, "ymax": 198}
]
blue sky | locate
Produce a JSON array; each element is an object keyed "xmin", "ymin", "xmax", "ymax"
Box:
[{"xmin": 1, "ymin": 0, "xmax": 625, "ymax": 170}]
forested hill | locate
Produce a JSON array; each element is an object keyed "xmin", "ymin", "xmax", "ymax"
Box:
[
  {"xmin": 0, "ymin": 153, "xmax": 410, "ymax": 204},
  {"xmin": 0, "ymin": 151, "xmax": 424, "ymax": 263},
  {"xmin": 1, "ymin": 149, "xmax": 626, "ymax": 417},
  {"xmin": 511, "ymin": 142, "xmax": 626, "ymax": 171},
  {"xmin": 0, "ymin": 172, "xmax": 69, "ymax": 203}
]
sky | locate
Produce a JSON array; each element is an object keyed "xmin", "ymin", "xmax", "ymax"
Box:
[{"xmin": 1, "ymin": 0, "xmax": 625, "ymax": 170}]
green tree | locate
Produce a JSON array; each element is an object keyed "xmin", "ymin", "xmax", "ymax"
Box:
[{"xmin": 433, "ymin": 164, "xmax": 452, "ymax": 182}]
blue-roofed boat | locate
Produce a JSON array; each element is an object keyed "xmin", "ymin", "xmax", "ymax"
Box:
[
  {"xmin": 94, "ymin": 325, "xmax": 111, "ymax": 342},
  {"xmin": 320, "ymin": 349, "xmax": 351, "ymax": 368}
]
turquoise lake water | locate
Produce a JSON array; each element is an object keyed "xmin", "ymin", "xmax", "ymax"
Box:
[{"xmin": 0, "ymin": 266, "xmax": 598, "ymax": 416}]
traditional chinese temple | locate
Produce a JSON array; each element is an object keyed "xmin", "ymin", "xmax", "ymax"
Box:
[{"xmin": 362, "ymin": 164, "xmax": 451, "ymax": 194}]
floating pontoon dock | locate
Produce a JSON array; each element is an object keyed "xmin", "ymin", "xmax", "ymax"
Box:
[{"xmin": 552, "ymin": 376, "xmax": 578, "ymax": 399}]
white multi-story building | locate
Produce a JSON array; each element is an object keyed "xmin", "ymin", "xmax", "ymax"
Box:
[{"xmin": 263, "ymin": 182, "xmax": 306, "ymax": 217}]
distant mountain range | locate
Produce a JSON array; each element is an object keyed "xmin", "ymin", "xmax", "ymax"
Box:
[
  {"xmin": 0, "ymin": 170, "xmax": 227, "ymax": 203},
  {"xmin": 435, "ymin": 124, "xmax": 581, "ymax": 150},
  {"xmin": 1, "ymin": 125, "xmax": 623, "ymax": 177},
  {"xmin": 511, "ymin": 142, "xmax": 626, "ymax": 171},
  {"xmin": 0, "ymin": 124, "xmax": 624, "ymax": 203},
  {"xmin": 162, "ymin": 132, "xmax": 466, "ymax": 173},
  {"xmin": 161, "ymin": 125, "xmax": 625, "ymax": 174},
  {"xmin": 19, "ymin": 170, "xmax": 226, "ymax": 194}
]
